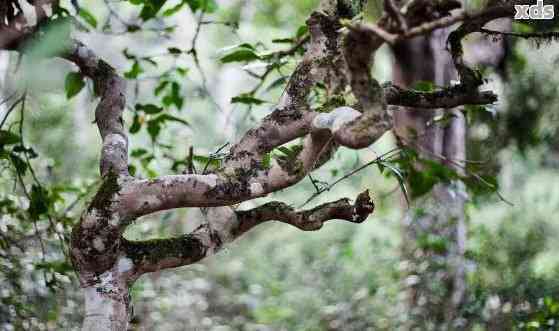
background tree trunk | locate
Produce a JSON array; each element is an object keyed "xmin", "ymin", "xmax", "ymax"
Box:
[{"xmin": 392, "ymin": 28, "xmax": 468, "ymax": 329}]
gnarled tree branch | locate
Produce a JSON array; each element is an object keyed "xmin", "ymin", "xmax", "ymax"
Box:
[
  {"xmin": 122, "ymin": 190, "xmax": 374, "ymax": 280},
  {"xmin": 64, "ymin": 41, "xmax": 128, "ymax": 176}
]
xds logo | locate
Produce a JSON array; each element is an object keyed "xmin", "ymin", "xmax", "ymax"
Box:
[{"xmin": 515, "ymin": 0, "xmax": 555, "ymax": 20}]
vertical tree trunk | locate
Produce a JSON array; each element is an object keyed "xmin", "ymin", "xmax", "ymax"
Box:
[
  {"xmin": 78, "ymin": 259, "xmax": 132, "ymax": 331},
  {"xmin": 392, "ymin": 28, "xmax": 468, "ymax": 329}
]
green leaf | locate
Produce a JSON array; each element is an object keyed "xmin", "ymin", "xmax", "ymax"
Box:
[
  {"xmin": 176, "ymin": 67, "xmax": 189, "ymax": 76},
  {"xmin": 272, "ymin": 38, "xmax": 293, "ymax": 44},
  {"xmin": 131, "ymin": 148, "xmax": 149, "ymax": 158},
  {"xmin": 124, "ymin": 61, "xmax": 143, "ymax": 79},
  {"xmin": 429, "ymin": 112, "xmax": 458, "ymax": 128},
  {"xmin": 186, "ymin": 0, "xmax": 218, "ymax": 13},
  {"xmin": 136, "ymin": 103, "xmax": 163, "ymax": 114},
  {"xmin": 127, "ymin": 25, "xmax": 141, "ymax": 33},
  {"xmin": 277, "ymin": 146, "xmax": 292, "ymax": 156},
  {"xmin": 28, "ymin": 185, "xmax": 49, "ymax": 220},
  {"xmin": 220, "ymin": 49, "xmax": 261, "ymax": 63},
  {"xmin": 145, "ymin": 114, "xmax": 189, "ymax": 141},
  {"xmin": 413, "ymin": 80, "xmax": 435, "ymax": 92},
  {"xmin": 463, "ymin": 174, "xmax": 499, "ymax": 196},
  {"xmin": 381, "ymin": 161, "xmax": 410, "ymax": 205},
  {"xmin": 155, "ymin": 114, "xmax": 189, "ymax": 126},
  {"xmin": 0, "ymin": 130, "xmax": 20, "ymax": 146},
  {"xmin": 122, "ymin": 48, "xmax": 135, "ymax": 60},
  {"xmin": 417, "ymin": 233, "xmax": 448, "ymax": 253},
  {"xmin": 139, "ymin": 0, "xmax": 167, "ymax": 20},
  {"xmin": 162, "ymin": 2, "xmax": 185, "ymax": 16},
  {"xmin": 296, "ymin": 25, "xmax": 308, "ymax": 39},
  {"xmin": 168, "ymin": 47, "xmax": 183, "ymax": 55},
  {"xmin": 146, "ymin": 120, "xmax": 161, "ymax": 141},
  {"xmin": 9, "ymin": 152, "xmax": 27, "ymax": 175},
  {"xmin": 218, "ymin": 43, "xmax": 255, "ymax": 53},
  {"xmin": 261, "ymin": 153, "xmax": 272, "ymax": 169},
  {"xmin": 192, "ymin": 154, "xmax": 220, "ymax": 167},
  {"xmin": 128, "ymin": 164, "xmax": 137, "ymax": 176},
  {"xmin": 64, "ymin": 72, "xmax": 85, "ymax": 99},
  {"xmin": 231, "ymin": 93, "xmax": 266, "ymax": 105},
  {"xmin": 162, "ymin": 82, "xmax": 183, "ymax": 109},
  {"xmin": 79, "ymin": 8, "xmax": 98, "ymax": 28},
  {"xmin": 129, "ymin": 114, "xmax": 142, "ymax": 134},
  {"xmin": 154, "ymin": 81, "xmax": 169, "ymax": 96}
]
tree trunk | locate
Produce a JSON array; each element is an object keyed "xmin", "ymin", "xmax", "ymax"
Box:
[
  {"xmin": 81, "ymin": 270, "xmax": 131, "ymax": 331},
  {"xmin": 392, "ymin": 28, "xmax": 468, "ymax": 329}
]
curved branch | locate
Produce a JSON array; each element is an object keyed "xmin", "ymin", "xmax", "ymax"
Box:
[
  {"xmin": 122, "ymin": 190, "xmax": 374, "ymax": 279},
  {"xmin": 64, "ymin": 41, "xmax": 128, "ymax": 176}
]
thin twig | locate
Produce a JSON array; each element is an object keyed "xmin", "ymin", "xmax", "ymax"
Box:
[
  {"xmin": 0, "ymin": 93, "xmax": 23, "ymax": 130},
  {"xmin": 300, "ymin": 148, "xmax": 402, "ymax": 208}
]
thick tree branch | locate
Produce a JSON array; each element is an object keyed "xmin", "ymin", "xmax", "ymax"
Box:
[
  {"xmin": 353, "ymin": 1, "xmax": 518, "ymax": 45},
  {"xmin": 63, "ymin": 42, "xmax": 128, "ymax": 176},
  {"xmin": 225, "ymin": 11, "xmax": 344, "ymax": 169},
  {"xmin": 118, "ymin": 83, "xmax": 496, "ymax": 220},
  {"xmin": 122, "ymin": 190, "xmax": 374, "ymax": 279},
  {"xmin": 383, "ymin": 83, "xmax": 498, "ymax": 108}
]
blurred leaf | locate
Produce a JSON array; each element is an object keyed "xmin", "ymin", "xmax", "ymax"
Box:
[
  {"xmin": 154, "ymin": 81, "xmax": 169, "ymax": 96},
  {"xmin": 28, "ymin": 185, "xmax": 49, "ymax": 220},
  {"xmin": 136, "ymin": 103, "xmax": 163, "ymax": 114},
  {"xmin": 220, "ymin": 49, "xmax": 261, "ymax": 63},
  {"xmin": 380, "ymin": 161, "xmax": 410, "ymax": 205},
  {"xmin": 146, "ymin": 120, "xmax": 161, "ymax": 141},
  {"xmin": 0, "ymin": 131, "xmax": 20, "ymax": 146},
  {"xmin": 186, "ymin": 0, "xmax": 218, "ymax": 13},
  {"xmin": 129, "ymin": 114, "xmax": 142, "ymax": 134},
  {"xmin": 162, "ymin": 82, "xmax": 184, "ymax": 109},
  {"xmin": 124, "ymin": 61, "xmax": 143, "ymax": 79},
  {"xmin": 272, "ymin": 38, "xmax": 293, "ymax": 44},
  {"xmin": 64, "ymin": 72, "xmax": 85, "ymax": 99},
  {"xmin": 127, "ymin": 25, "xmax": 141, "ymax": 32},
  {"xmin": 9, "ymin": 152, "xmax": 27, "ymax": 175},
  {"xmin": 122, "ymin": 48, "xmax": 135, "ymax": 60},
  {"xmin": 156, "ymin": 114, "xmax": 189, "ymax": 126},
  {"xmin": 35, "ymin": 260, "xmax": 73, "ymax": 274},
  {"xmin": 218, "ymin": 43, "xmax": 255, "ymax": 53},
  {"xmin": 262, "ymin": 153, "xmax": 272, "ymax": 169},
  {"xmin": 168, "ymin": 47, "xmax": 183, "ymax": 55},
  {"xmin": 463, "ymin": 174, "xmax": 499, "ymax": 196},
  {"xmin": 139, "ymin": 0, "xmax": 167, "ymax": 20},
  {"xmin": 193, "ymin": 154, "xmax": 220, "ymax": 167},
  {"xmin": 146, "ymin": 114, "xmax": 188, "ymax": 141},
  {"xmin": 417, "ymin": 233, "xmax": 448, "ymax": 253},
  {"xmin": 413, "ymin": 80, "xmax": 435, "ymax": 92},
  {"xmin": 231, "ymin": 93, "xmax": 266, "ymax": 105},
  {"xmin": 296, "ymin": 25, "xmax": 308, "ymax": 39},
  {"xmin": 176, "ymin": 67, "xmax": 189, "ymax": 76},
  {"xmin": 162, "ymin": 2, "xmax": 185, "ymax": 16},
  {"xmin": 78, "ymin": 8, "xmax": 98, "ymax": 28},
  {"xmin": 131, "ymin": 148, "xmax": 149, "ymax": 158}
]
